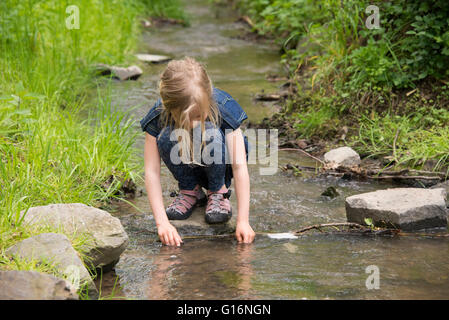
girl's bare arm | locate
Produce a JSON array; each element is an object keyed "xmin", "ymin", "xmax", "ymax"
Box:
[
  {"xmin": 226, "ymin": 128, "xmax": 255, "ymax": 243},
  {"xmin": 144, "ymin": 133, "xmax": 182, "ymax": 246}
]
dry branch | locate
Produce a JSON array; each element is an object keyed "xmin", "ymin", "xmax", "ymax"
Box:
[{"xmin": 293, "ymin": 222, "xmax": 368, "ymax": 234}]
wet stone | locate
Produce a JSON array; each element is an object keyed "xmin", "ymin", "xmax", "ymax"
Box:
[
  {"xmin": 321, "ymin": 186, "xmax": 339, "ymax": 199},
  {"xmin": 0, "ymin": 270, "xmax": 78, "ymax": 300},
  {"xmin": 21, "ymin": 203, "xmax": 129, "ymax": 270},
  {"xmin": 432, "ymin": 181, "xmax": 449, "ymax": 207},
  {"xmin": 5, "ymin": 233, "xmax": 97, "ymax": 297},
  {"xmin": 171, "ymin": 206, "xmax": 236, "ymax": 236},
  {"xmin": 93, "ymin": 63, "xmax": 142, "ymax": 81},
  {"xmin": 345, "ymin": 188, "xmax": 448, "ymax": 231},
  {"xmin": 324, "ymin": 146, "xmax": 361, "ymax": 169}
]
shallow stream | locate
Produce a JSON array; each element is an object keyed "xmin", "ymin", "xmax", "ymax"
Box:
[{"xmin": 99, "ymin": 0, "xmax": 449, "ymax": 299}]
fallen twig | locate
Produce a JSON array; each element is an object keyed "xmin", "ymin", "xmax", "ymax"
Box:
[
  {"xmin": 368, "ymin": 175, "xmax": 442, "ymax": 180},
  {"xmin": 283, "ymin": 164, "xmax": 320, "ymax": 172},
  {"xmin": 293, "ymin": 222, "xmax": 369, "ymax": 234},
  {"xmin": 408, "ymin": 169, "xmax": 449, "ymax": 178},
  {"xmin": 238, "ymin": 15, "xmax": 255, "ymax": 28},
  {"xmin": 181, "ymin": 234, "xmax": 235, "ymax": 240}
]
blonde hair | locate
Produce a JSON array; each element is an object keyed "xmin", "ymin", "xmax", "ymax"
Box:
[{"xmin": 159, "ymin": 57, "xmax": 219, "ymax": 164}]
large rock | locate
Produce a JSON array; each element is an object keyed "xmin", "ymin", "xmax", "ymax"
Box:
[
  {"xmin": 324, "ymin": 146, "xmax": 361, "ymax": 168},
  {"xmin": 432, "ymin": 181, "xmax": 449, "ymax": 207},
  {"xmin": 5, "ymin": 233, "xmax": 97, "ymax": 297},
  {"xmin": 345, "ymin": 188, "xmax": 448, "ymax": 231},
  {"xmin": 21, "ymin": 203, "xmax": 128, "ymax": 270},
  {"xmin": 0, "ymin": 270, "xmax": 78, "ymax": 300}
]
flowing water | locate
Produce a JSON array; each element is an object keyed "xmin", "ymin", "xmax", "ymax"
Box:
[{"xmin": 99, "ymin": 0, "xmax": 449, "ymax": 299}]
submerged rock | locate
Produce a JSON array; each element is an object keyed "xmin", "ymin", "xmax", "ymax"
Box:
[
  {"xmin": 324, "ymin": 146, "xmax": 361, "ymax": 169},
  {"xmin": 93, "ymin": 63, "xmax": 142, "ymax": 81},
  {"xmin": 21, "ymin": 203, "xmax": 129, "ymax": 270},
  {"xmin": 5, "ymin": 233, "xmax": 97, "ymax": 297},
  {"xmin": 321, "ymin": 186, "xmax": 339, "ymax": 199},
  {"xmin": 345, "ymin": 188, "xmax": 448, "ymax": 231},
  {"xmin": 135, "ymin": 53, "xmax": 171, "ymax": 64},
  {"xmin": 0, "ymin": 270, "xmax": 78, "ymax": 300}
]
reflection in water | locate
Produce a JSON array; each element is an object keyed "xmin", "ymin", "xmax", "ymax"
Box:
[
  {"xmin": 112, "ymin": 231, "xmax": 449, "ymax": 299},
  {"xmin": 146, "ymin": 240, "xmax": 255, "ymax": 300}
]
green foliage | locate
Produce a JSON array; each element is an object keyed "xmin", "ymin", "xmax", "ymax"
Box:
[
  {"xmin": 0, "ymin": 0, "xmax": 185, "ymax": 292},
  {"xmin": 364, "ymin": 218, "xmax": 374, "ymax": 228},
  {"xmin": 354, "ymin": 113, "xmax": 449, "ymax": 170},
  {"xmin": 347, "ymin": 38, "xmax": 399, "ymax": 89},
  {"xmin": 293, "ymin": 105, "xmax": 335, "ymax": 138},
  {"xmin": 237, "ymin": 0, "xmax": 449, "ymax": 170},
  {"xmin": 383, "ymin": 1, "xmax": 449, "ymax": 86},
  {"xmin": 237, "ymin": 0, "xmax": 449, "ymax": 89},
  {"xmin": 141, "ymin": 0, "xmax": 187, "ymax": 21},
  {"xmin": 240, "ymin": 0, "xmax": 327, "ymax": 38}
]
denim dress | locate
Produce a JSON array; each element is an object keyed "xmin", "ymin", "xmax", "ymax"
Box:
[{"xmin": 140, "ymin": 87, "xmax": 249, "ymax": 191}]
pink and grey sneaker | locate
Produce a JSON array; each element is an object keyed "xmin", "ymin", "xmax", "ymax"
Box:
[
  {"xmin": 205, "ymin": 189, "xmax": 232, "ymax": 224},
  {"xmin": 166, "ymin": 188, "xmax": 207, "ymax": 220}
]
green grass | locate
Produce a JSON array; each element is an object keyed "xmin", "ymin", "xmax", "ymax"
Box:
[
  {"xmin": 355, "ymin": 113, "xmax": 449, "ymax": 170},
  {"xmin": 0, "ymin": 0, "xmax": 185, "ymax": 298},
  {"xmin": 142, "ymin": 0, "xmax": 187, "ymax": 21}
]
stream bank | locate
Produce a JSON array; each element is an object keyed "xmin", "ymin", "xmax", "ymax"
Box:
[{"xmin": 232, "ymin": 0, "xmax": 449, "ymax": 175}]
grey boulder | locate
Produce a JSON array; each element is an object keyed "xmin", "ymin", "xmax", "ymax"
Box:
[
  {"xmin": 345, "ymin": 188, "xmax": 448, "ymax": 231},
  {"xmin": 0, "ymin": 270, "xmax": 78, "ymax": 300},
  {"xmin": 432, "ymin": 181, "xmax": 449, "ymax": 207},
  {"xmin": 324, "ymin": 146, "xmax": 361, "ymax": 169},
  {"xmin": 21, "ymin": 203, "xmax": 128, "ymax": 269},
  {"xmin": 5, "ymin": 233, "xmax": 97, "ymax": 296}
]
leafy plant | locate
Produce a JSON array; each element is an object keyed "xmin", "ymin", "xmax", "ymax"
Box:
[{"xmin": 364, "ymin": 218, "xmax": 374, "ymax": 229}]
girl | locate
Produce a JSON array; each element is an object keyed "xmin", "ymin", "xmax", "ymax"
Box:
[{"xmin": 140, "ymin": 57, "xmax": 255, "ymax": 246}]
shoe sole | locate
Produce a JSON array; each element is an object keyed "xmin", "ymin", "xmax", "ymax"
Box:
[{"xmin": 205, "ymin": 208, "xmax": 233, "ymax": 224}]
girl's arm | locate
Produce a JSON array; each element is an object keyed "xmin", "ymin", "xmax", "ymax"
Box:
[
  {"xmin": 226, "ymin": 128, "xmax": 255, "ymax": 243},
  {"xmin": 144, "ymin": 133, "xmax": 182, "ymax": 246}
]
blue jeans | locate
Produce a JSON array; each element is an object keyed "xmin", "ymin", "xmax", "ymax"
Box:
[{"xmin": 157, "ymin": 122, "xmax": 248, "ymax": 192}]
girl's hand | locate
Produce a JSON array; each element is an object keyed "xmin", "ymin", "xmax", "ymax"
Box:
[
  {"xmin": 157, "ymin": 222, "xmax": 183, "ymax": 246},
  {"xmin": 235, "ymin": 221, "xmax": 256, "ymax": 244}
]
